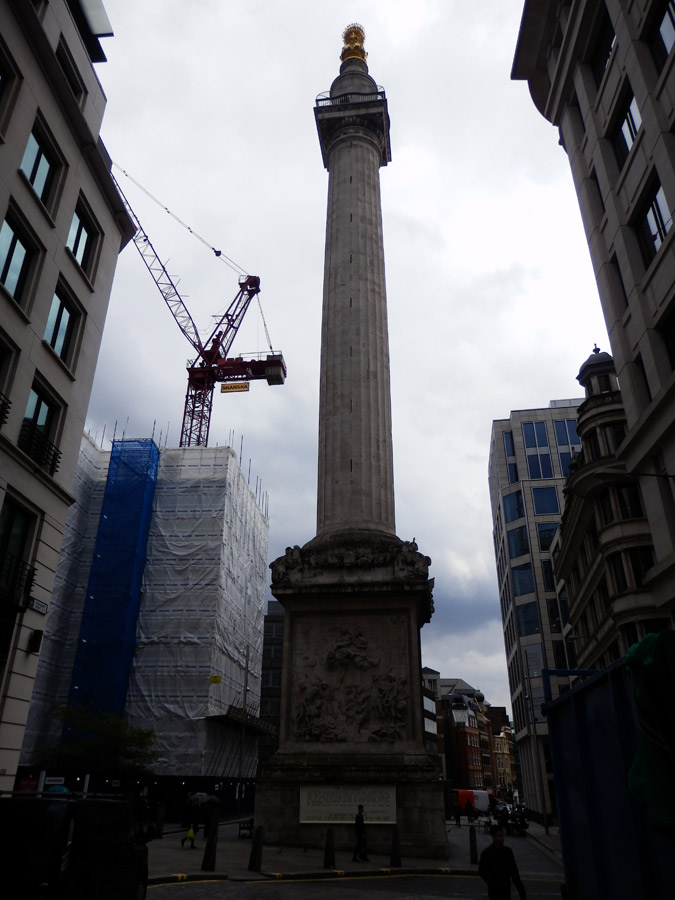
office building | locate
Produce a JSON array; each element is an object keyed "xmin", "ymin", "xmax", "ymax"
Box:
[
  {"xmin": 0, "ymin": 0, "xmax": 133, "ymax": 790},
  {"xmin": 488, "ymin": 400, "xmax": 583, "ymax": 820},
  {"xmin": 513, "ymin": 0, "xmax": 675, "ymax": 624}
]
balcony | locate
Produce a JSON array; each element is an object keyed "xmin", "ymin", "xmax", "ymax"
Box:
[{"xmin": 18, "ymin": 420, "xmax": 61, "ymax": 475}]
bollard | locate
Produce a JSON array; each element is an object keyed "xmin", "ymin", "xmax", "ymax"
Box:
[
  {"xmin": 248, "ymin": 825, "xmax": 264, "ymax": 872},
  {"xmin": 201, "ymin": 801, "xmax": 220, "ymax": 872},
  {"xmin": 469, "ymin": 824, "xmax": 478, "ymax": 864},
  {"xmin": 390, "ymin": 825, "xmax": 401, "ymax": 868},
  {"xmin": 155, "ymin": 802, "xmax": 165, "ymax": 839},
  {"xmin": 323, "ymin": 827, "xmax": 335, "ymax": 869}
]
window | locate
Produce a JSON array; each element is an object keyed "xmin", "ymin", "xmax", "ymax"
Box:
[
  {"xmin": 532, "ymin": 486, "xmax": 559, "ymax": 515},
  {"xmin": 651, "ymin": 1, "xmax": 675, "ymax": 72},
  {"xmin": 67, "ymin": 202, "xmax": 99, "ymax": 278},
  {"xmin": 591, "ymin": 7, "xmax": 616, "ymax": 86},
  {"xmin": 608, "ymin": 552, "xmax": 627, "ymax": 594},
  {"xmin": 617, "ymin": 482, "xmax": 643, "ymax": 519},
  {"xmin": 548, "ymin": 598, "xmax": 562, "ymax": 633},
  {"xmin": 507, "ymin": 525, "xmax": 529, "ymax": 559},
  {"xmin": 597, "ymin": 489, "xmax": 614, "ymax": 526},
  {"xmin": 523, "ymin": 643, "xmax": 544, "ymax": 677},
  {"xmin": 605, "ymin": 421, "xmax": 626, "ymax": 454},
  {"xmin": 512, "ymin": 562, "xmax": 534, "ymax": 596},
  {"xmin": 44, "ymin": 285, "xmax": 80, "ymax": 365},
  {"xmin": 542, "ymin": 560, "xmax": 555, "ymax": 592},
  {"xmin": 613, "ymin": 91, "xmax": 642, "ymax": 169},
  {"xmin": 554, "ymin": 419, "xmax": 579, "ymax": 447},
  {"xmin": 516, "ymin": 601, "xmax": 540, "ymax": 636},
  {"xmin": 537, "ymin": 523, "xmax": 557, "ymax": 551},
  {"xmin": 523, "ymin": 421, "xmax": 553, "ymax": 479},
  {"xmin": 503, "ymin": 431, "xmax": 515, "ymax": 457},
  {"xmin": 20, "ymin": 127, "xmax": 59, "ymax": 207},
  {"xmin": 18, "ymin": 384, "xmax": 61, "ymax": 475},
  {"xmin": 0, "ymin": 217, "xmax": 34, "ymax": 302},
  {"xmin": 0, "ymin": 495, "xmax": 37, "ymax": 680},
  {"xmin": 0, "ymin": 332, "xmax": 15, "ymax": 426},
  {"xmin": 629, "ymin": 546, "xmax": 654, "ymax": 586},
  {"xmin": 56, "ymin": 37, "xmax": 87, "ymax": 106},
  {"xmin": 503, "ymin": 491, "xmax": 524, "ymax": 523},
  {"xmin": 636, "ymin": 181, "xmax": 672, "ymax": 266},
  {"xmin": 553, "ymin": 641, "xmax": 567, "ymax": 668},
  {"xmin": 508, "ymin": 462, "xmax": 519, "ymax": 484},
  {"xmin": 0, "ymin": 38, "xmax": 21, "ymax": 140}
]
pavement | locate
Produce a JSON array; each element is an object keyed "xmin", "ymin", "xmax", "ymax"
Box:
[{"xmin": 147, "ymin": 817, "xmax": 564, "ymax": 886}]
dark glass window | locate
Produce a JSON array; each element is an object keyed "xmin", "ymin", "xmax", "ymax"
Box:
[
  {"xmin": 617, "ymin": 483, "xmax": 643, "ymax": 519},
  {"xmin": 553, "ymin": 640, "xmax": 567, "ymax": 668},
  {"xmin": 608, "ymin": 552, "xmax": 628, "ymax": 594},
  {"xmin": 507, "ymin": 525, "xmax": 529, "ymax": 559},
  {"xmin": 548, "ymin": 598, "xmax": 562, "ymax": 633},
  {"xmin": 18, "ymin": 384, "xmax": 61, "ymax": 475},
  {"xmin": 20, "ymin": 130, "xmax": 56, "ymax": 205},
  {"xmin": 508, "ymin": 462, "xmax": 519, "ymax": 484},
  {"xmin": 44, "ymin": 289, "xmax": 76, "ymax": 362},
  {"xmin": 542, "ymin": 560, "xmax": 555, "ymax": 592},
  {"xmin": 560, "ymin": 451, "xmax": 573, "ymax": 477},
  {"xmin": 591, "ymin": 8, "xmax": 616, "ymax": 86},
  {"xmin": 537, "ymin": 522, "xmax": 558, "ymax": 551},
  {"xmin": 512, "ymin": 562, "xmax": 534, "ymax": 596},
  {"xmin": 637, "ymin": 181, "xmax": 672, "ymax": 266},
  {"xmin": 597, "ymin": 490, "xmax": 614, "ymax": 526},
  {"xmin": 540, "ymin": 453, "xmax": 553, "ymax": 478},
  {"xmin": 503, "ymin": 491, "xmax": 524, "ymax": 523},
  {"xmin": 67, "ymin": 204, "xmax": 98, "ymax": 277},
  {"xmin": 523, "ymin": 422, "xmax": 536, "ymax": 449},
  {"xmin": 527, "ymin": 455, "xmax": 541, "ymax": 479},
  {"xmin": 532, "ymin": 487, "xmax": 559, "ymax": 515},
  {"xmin": 516, "ymin": 601, "xmax": 540, "ymax": 636},
  {"xmin": 629, "ymin": 546, "xmax": 654, "ymax": 586},
  {"xmin": 0, "ymin": 219, "xmax": 30, "ymax": 300},
  {"xmin": 613, "ymin": 92, "xmax": 642, "ymax": 169},
  {"xmin": 651, "ymin": 1, "xmax": 675, "ymax": 72},
  {"xmin": 605, "ymin": 421, "xmax": 626, "ymax": 453},
  {"xmin": 503, "ymin": 431, "xmax": 515, "ymax": 457}
]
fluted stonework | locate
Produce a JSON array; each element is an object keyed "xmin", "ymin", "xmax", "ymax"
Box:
[{"xmin": 255, "ymin": 28, "xmax": 447, "ymax": 860}]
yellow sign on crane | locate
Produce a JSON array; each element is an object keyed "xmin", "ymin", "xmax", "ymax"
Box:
[{"xmin": 220, "ymin": 383, "xmax": 250, "ymax": 393}]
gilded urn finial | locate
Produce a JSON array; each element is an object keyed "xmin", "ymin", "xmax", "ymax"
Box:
[{"xmin": 341, "ymin": 23, "xmax": 367, "ymax": 62}]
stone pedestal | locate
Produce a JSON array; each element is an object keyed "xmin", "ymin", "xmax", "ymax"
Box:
[{"xmin": 254, "ymin": 532, "xmax": 448, "ymax": 858}]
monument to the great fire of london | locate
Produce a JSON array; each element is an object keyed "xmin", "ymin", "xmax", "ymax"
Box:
[{"xmin": 254, "ymin": 25, "xmax": 447, "ymax": 858}]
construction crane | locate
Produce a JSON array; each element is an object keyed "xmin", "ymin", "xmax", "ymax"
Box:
[{"xmin": 112, "ymin": 175, "xmax": 286, "ymax": 447}]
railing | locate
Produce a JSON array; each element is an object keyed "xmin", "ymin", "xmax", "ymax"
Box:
[
  {"xmin": 0, "ymin": 552, "xmax": 36, "ymax": 605},
  {"xmin": 0, "ymin": 391, "xmax": 10, "ymax": 427},
  {"xmin": 18, "ymin": 420, "xmax": 61, "ymax": 476},
  {"xmin": 315, "ymin": 88, "xmax": 386, "ymax": 107}
]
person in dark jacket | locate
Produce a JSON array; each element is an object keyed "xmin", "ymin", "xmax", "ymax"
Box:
[
  {"xmin": 352, "ymin": 804, "xmax": 369, "ymax": 861},
  {"xmin": 478, "ymin": 825, "xmax": 526, "ymax": 899}
]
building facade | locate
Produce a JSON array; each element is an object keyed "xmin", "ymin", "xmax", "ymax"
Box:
[
  {"xmin": 555, "ymin": 347, "xmax": 673, "ymax": 668},
  {"xmin": 513, "ymin": 0, "xmax": 675, "ymax": 626},
  {"xmin": 20, "ymin": 435, "xmax": 269, "ymax": 790},
  {"xmin": 0, "ymin": 0, "xmax": 133, "ymax": 790},
  {"xmin": 489, "ymin": 400, "xmax": 583, "ymax": 820}
]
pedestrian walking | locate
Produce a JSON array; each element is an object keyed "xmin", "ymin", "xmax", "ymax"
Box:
[
  {"xmin": 352, "ymin": 803, "xmax": 369, "ymax": 861},
  {"xmin": 478, "ymin": 824, "xmax": 526, "ymax": 899},
  {"xmin": 180, "ymin": 796, "xmax": 200, "ymax": 849}
]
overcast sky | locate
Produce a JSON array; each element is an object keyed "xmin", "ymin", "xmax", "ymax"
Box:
[{"xmin": 87, "ymin": 1, "xmax": 609, "ymax": 713}]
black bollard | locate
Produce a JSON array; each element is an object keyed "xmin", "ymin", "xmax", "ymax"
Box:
[
  {"xmin": 155, "ymin": 802, "xmax": 165, "ymax": 839},
  {"xmin": 201, "ymin": 800, "xmax": 220, "ymax": 872},
  {"xmin": 323, "ymin": 827, "xmax": 335, "ymax": 869},
  {"xmin": 469, "ymin": 824, "xmax": 478, "ymax": 864},
  {"xmin": 390, "ymin": 825, "xmax": 401, "ymax": 868},
  {"xmin": 248, "ymin": 825, "xmax": 264, "ymax": 872}
]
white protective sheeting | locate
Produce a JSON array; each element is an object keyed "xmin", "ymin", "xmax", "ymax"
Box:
[
  {"xmin": 125, "ymin": 446, "xmax": 268, "ymax": 775},
  {"xmin": 21, "ymin": 438, "xmax": 268, "ymax": 779}
]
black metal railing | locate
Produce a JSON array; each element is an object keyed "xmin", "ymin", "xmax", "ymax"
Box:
[
  {"xmin": 0, "ymin": 552, "xmax": 36, "ymax": 606},
  {"xmin": 18, "ymin": 420, "xmax": 61, "ymax": 476},
  {"xmin": 316, "ymin": 89, "xmax": 386, "ymax": 107},
  {"xmin": 0, "ymin": 391, "xmax": 10, "ymax": 427}
]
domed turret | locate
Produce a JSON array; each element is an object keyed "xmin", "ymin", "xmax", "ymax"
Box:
[{"xmin": 577, "ymin": 345, "xmax": 619, "ymax": 397}]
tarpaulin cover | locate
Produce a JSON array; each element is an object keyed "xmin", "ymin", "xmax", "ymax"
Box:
[{"xmin": 21, "ymin": 436, "xmax": 268, "ymax": 778}]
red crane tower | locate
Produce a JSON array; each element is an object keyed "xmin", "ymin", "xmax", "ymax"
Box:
[{"xmin": 113, "ymin": 176, "xmax": 286, "ymax": 447}]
